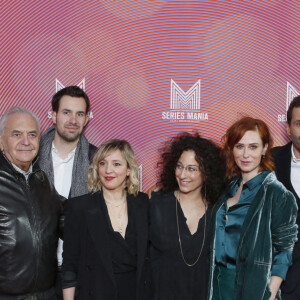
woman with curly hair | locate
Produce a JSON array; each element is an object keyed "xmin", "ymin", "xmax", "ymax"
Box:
[
  {"xmin": 208, "ymin": 117, "xmax": 298, "ymax": 300},
  {"xmin": 149, "ymin": 132, "xmax": 226, "ymax": 300},
  {"xmin": 62, "ymin": 139, "xmax": 151, "ymax": 300}
]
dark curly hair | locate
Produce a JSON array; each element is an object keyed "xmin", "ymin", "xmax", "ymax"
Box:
[{"xmin": 158, "ymin": 132, "xmax": 227, "ymax": 206}]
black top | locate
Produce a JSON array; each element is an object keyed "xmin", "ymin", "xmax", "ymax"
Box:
[
  {"xmin": 150, "ymin": 191, "xmax": 212, "ymax": 300},
  {"xmin": 101, "ymin": 197, "xmax": 137, "ymax": 300}
]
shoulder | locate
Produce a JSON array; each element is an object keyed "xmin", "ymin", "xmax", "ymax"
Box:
[
  {"xmin": 263, "ymin": 173, "xmax": 297, "ymax": 209},
  {"xmin": 88, "ymin": 143, "xmax": 97, "ymax": 153},
  {"xmin": 88, "ymin": 143, "xmax": 97, "ymax": 162},
  {"xmin": 130, "ymin": 191, "xmax": 149, "ymax": 207},
  {"xmin": 150, "ymin": 190, "xmax": 174, "ymax": 207},
  {"xmin": 272, "ymin": 142, "xmax": 291, "ymax": 159},
  {"xmin": 66, "ymin": 192, "xmax": 96, "ymax": 211}
]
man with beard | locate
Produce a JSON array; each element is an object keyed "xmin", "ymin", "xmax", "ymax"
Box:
[
  {"xmin": 272, "ymin": 95, "xmax": 300, "ymax": 300},
  {"xmin": 38, "ymin": 86, "xmax": 97, "ymax": 298}
]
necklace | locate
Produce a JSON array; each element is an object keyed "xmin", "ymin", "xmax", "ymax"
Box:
[
  {"xmin": 105, "ymin": 199, "xmax": 127, "ymax": 234},
  {"xmin": 176, "ymin": 191, "xmax": 207, "ymax": 267},
  {"xmin": 105, "ymin": 198, "xmax": 126, "ymax": 207}
]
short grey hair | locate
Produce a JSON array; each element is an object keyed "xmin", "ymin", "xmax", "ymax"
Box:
[{"xmin": 0, "ymin": 107, "xmax": 40, "ymax": 135}]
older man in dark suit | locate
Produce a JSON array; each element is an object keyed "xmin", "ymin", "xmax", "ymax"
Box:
[{"xmin": 272, "ymin": 95, "xmax": 300, "ymax": 300}]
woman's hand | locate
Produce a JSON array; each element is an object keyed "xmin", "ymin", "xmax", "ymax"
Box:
[{"xmin": 268, "ymin": 276, "xmax": 283, "ymax": 300}]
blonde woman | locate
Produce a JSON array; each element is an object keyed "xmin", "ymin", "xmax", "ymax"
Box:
[{"xmin": 62, "ymin": 139, "xmax": 151, "ymax": 300}]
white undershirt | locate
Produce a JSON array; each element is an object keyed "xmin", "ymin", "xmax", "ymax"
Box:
[
  {"xmin": 52, "ymin": 142, "xmax": 76, "ymax": 266},
  {"xmin": 291, "ymin": 145, "xmax": 300, "ymax": 199},
  {"xmin": 11, "ymin": 163, "xmax": 32, "ymax": 180}
]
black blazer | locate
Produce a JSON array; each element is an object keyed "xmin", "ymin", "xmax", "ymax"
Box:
[
  {"xmin": 272, "ymin": 142, "xmax": 300, "ymax": 295},
  {"xmin": 62, "ymin": 191, "xmax": 151, "ymax": 300}
]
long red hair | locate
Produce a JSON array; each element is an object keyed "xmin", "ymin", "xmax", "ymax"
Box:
[{"xmin": 222, "ymin": 117, "xmax": 275, "ymax": 178}]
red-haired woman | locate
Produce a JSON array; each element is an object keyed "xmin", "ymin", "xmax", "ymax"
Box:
[{"xmin": 208, "ymin": 117, "xmax": 298, "ymax": 300}]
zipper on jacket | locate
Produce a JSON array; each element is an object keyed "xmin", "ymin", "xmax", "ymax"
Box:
[{"xmin": 27, "ymin": 172, "xmax": 41, "ymax": 291}]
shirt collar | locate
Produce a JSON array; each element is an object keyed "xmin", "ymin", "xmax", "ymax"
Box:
[
  {"xmin": 243, "ymin": 171, "xmax": 269, "ymax": 190},
  {"xmin": 231, "ymin": 170, "xmax": 269, "ymax": 193},
  {"xmin": 51, "ymin": 142, "xmax": 76, "ymax": 160},
  {"xmin": 11, "ymin": 162, "xmax": 32, "ymax": 179},
  {"xmin": 291, "ymin": 145, "xmax": 300, "ymax": 163}
]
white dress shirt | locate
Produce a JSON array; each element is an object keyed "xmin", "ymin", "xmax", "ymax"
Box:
[
  {"xmin": 52, "ymin": 143, "xmax": 76, "ymax": 266},
  {"xmin": 291, "ymin": 145, "xmax": 300, "ymax": 199}
]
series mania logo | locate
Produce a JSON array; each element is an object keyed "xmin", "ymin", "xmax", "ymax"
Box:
[
  {"xmin": 162, "ymin": 80, "xmax": 208, "ymax": 121},
  {"xmin": 278, "ymin": 82, "xmax": 299, "ymax": 122}
]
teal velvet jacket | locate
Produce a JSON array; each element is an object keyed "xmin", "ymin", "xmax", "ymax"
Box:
[{"xmin": 208, "ymin": 172, "xmax": 298, "ymax": 300}]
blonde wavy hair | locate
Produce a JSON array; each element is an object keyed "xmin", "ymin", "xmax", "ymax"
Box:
[{"xmin": 88, "ymin": 139, "xmax": 140, "ymax": 196}]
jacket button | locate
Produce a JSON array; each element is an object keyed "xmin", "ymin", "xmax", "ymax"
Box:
[
  {"xmin": 88, "ymin": 289, "xmax": 93, "ymax": 295},
  {"xmin": 144, "ymin": 281, "xmax": 147, "ymax": 285},
  {"xmin": 145, "ymin": 257, "xmax": 149, "ymax": 261},
  {"xmin": 87, "ymin": 265, "xmax": 92, "ymax": 270}
]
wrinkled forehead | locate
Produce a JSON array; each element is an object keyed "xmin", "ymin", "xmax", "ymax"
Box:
[{"xmin": 5, "ymin": 113, "xmax": 40, "ymax": 133}]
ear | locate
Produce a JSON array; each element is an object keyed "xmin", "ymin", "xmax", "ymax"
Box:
[
  {"xmin": 84, "ymin": 114, "xmax": 89, "ymax": 127},
  {"xmin": 127, "ymin": 168, "xmax": 130, "ymax": 177},
  {"xmin": 52, "ymin": 111, "xmax": 57, "ymax": 124},
  {"xmin": 286, "ymin": 123, "xmax": 291, "ymax": 136},
  {"xmin": 262, "ymin": 143, "xmax": 268, "ymax": 155}
]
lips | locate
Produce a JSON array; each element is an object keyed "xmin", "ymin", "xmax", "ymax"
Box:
[
  {"xmin": 241, "ymin": 161, "xmax": 251, "ymax": 165},
  {"xmin": 66, "ymin": 126, "xmax": 79, "ymax": 130},
  {"xmin": 179, "ymin": 180, "xmax": 191, "ymax": 185},
  {"xmin": 105, "ymin": 176, "xmax": 115, "ymax": 181}
]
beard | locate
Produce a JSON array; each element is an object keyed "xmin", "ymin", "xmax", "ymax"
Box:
[
  {"xmin": 56, "ymin": 126, "xmax": 82, "ymax": 142},
  {"xmin": 292, "ymin": 136, "xmax": 300, "ymax": 153}
]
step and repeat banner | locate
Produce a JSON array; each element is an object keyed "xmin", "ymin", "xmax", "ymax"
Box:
[{"xmin": 1, "ymin": 0, "xmax": 300, "ymax": 191}]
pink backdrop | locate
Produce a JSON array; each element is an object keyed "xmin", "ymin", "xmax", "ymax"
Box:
[{"xmin": 1, "ymin": 0, "xmax": 300, "ymax": 191}]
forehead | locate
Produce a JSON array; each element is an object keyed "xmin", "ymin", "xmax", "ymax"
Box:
[
  {"xmin": 178, "ymin": 150, "xmax": 198, "ymax": 163},
  {"xmin": 58, "ymin": 95, "xmax": 87, "ymax": 111},
  {"xmin": 291, "ymin": 107, "xmax": 300, "ymax": 121},
  {"xmin": 103, "ymin": 149, "xmax": 126, "ymax": 161},
  {"xmin": 238, "ymin": 129, "xmax": 262, "ymax": 143},
  {"xmin": 4, "ymin": 113, "xmax": 38, "ymax": 132}
]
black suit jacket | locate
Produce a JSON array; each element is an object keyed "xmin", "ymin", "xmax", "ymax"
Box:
[
  {"xmin": 62, "ymin": 191, "xmax": 151, "ymax": 300},
  {"xmin": 272, "ymin": 142, "xmax": 300, "ymax": 295}
]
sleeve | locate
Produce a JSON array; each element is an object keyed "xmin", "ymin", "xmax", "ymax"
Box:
[
  {"xmin": 62, "ymin": 197, "xmax": 83, "ymax": 289},
  {"xmin": 271, "ymin": 188, "xmax": 298, "ymax": 279}
]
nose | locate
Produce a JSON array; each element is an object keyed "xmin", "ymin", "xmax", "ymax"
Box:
[
  {"xmin": 242, "ymin": 147, "xmax": 249, "ymax": 157},
  {"xmin": 105, "ymin": 163, "xmax": 113, "ymax": 173},
  {"xmin": 69, "ymin": 114, "xmax": 77, "ymax": 124},
  {"xmin": 178, "ymin": 167, "xmax": 188, "ymax": 177},
  {"xmin": 21, "ymin": 134, "xmax": 30, "ymax": 145}
]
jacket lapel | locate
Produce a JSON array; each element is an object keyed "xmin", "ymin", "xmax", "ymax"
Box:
[
  {"xmin": 238, "ymin": 173, "xmax": 274, "ymax": 252},
  {"xmin": 85, "ymin": 191, "xmax": 116, "ymax": 287},
  {"xmin": 277, "ymin": 143, "xmax": 293, "ymax": 188}
]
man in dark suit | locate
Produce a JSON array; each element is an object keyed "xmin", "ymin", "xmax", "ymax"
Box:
[{"xmin": 272, "ymin": 95, "xmax": 300, "ymax": 300}]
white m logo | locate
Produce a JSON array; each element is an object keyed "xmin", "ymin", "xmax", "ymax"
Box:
[
  {"xmin": 286, "ymin": 82, "xmax": 299, "ymax": 111},
  {"xmin": 170, "ymin": 79, "xmax": 201, "ymax": 110},
  {"xmin": 56, "ymin": 78, "xmax": 86, "ymax": 92}
]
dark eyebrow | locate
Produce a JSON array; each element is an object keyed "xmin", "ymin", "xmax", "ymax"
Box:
[{"xmin": 177, "ymin": 162, "xmax": 198, "ymax": 167}]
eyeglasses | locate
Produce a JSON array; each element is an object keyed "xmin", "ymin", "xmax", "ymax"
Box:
[{"xmin": 175, "ymin": 163, "xmax": 200, "ymax": 174}]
